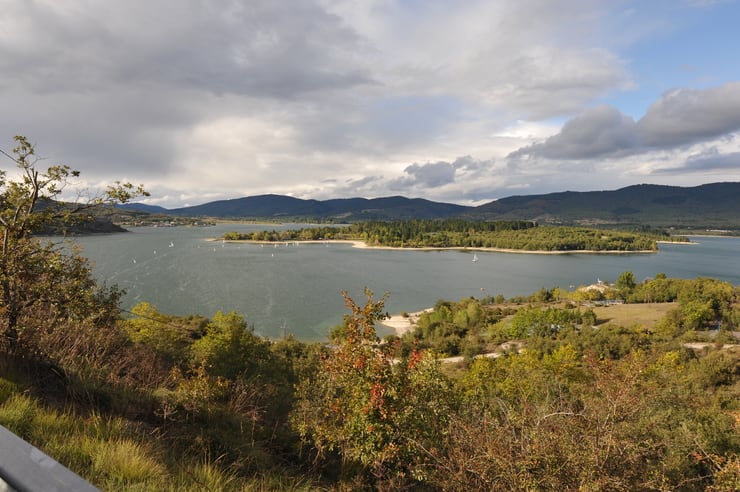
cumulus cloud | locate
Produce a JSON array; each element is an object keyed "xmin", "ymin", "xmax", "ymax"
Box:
[
  {"xmin": 399, "ymin": 162, "xmax": 457, "ymax": 188},
  {"xmin": 387, "ymin": 156, "xmax": 495, "ymax": 194},
  {"xmin": 509, "ymin": 83, "xmax": 740, "ymax": 161},
  {"xmin": 637, "ymin": 83, "xmax": 740, "ymax": 147},
  {"xmin": 509, "ymin": 106, "xmax": 638, "ymax": 160}
]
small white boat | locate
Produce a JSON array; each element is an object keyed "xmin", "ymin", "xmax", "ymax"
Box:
[{"xmin": 472, "ymin": 253, "xmax": 479, "ymax": 262}]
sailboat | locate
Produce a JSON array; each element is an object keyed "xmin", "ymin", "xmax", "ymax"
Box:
[{"xmin": 472, "ymin": 253, "xmax": 479, "ymax": 262}]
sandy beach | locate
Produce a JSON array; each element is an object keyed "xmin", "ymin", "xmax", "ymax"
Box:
[
  {"xmin": 379, "ymin": 308, "xmax": 433, "ymax": 336},
  {"xmin": 221, "ymin": 238, "xmax": 658, "ymax": 255}
]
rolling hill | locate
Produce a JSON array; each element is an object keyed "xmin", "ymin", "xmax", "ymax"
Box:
[
  {"xmin": 468, "ymin": 182, "xmax": 740, "ymax": 228},
  {"xmin": 127, "ymin": 194, "xmax": 469, "ymax": 221},
  {"xmin": 119, "ymin": 182, "xmax": 740, "ymax": 229}
]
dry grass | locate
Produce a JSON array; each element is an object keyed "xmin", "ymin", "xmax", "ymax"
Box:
[
  {"xmin": 590, "ymin": 302, "xmax": 676, "ymax": 330},
  {"xmin": 496, "ymin": 301, "xmax": 677, "ymax": 331}
]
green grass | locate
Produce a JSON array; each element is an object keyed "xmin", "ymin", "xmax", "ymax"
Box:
[
  {"xmin": 0, "ymin": 393, "xmax": 37, "ymax": 438},
  {"xmin": 89, "ymin": 438, "xmax": 166, "ymax": 488},
  {"xmin": 0, "ymin": 383, "xmax": 315, "ymax": 491}
]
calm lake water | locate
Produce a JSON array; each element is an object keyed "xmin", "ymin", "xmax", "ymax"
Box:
[{"xmin": 68, "ymin": 225, "xmax": 740, "ymax": 341}]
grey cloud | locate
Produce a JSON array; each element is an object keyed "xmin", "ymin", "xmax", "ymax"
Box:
[
  {"xmin": 637, "ymin": 83, "xmax": 740, "ymax": 147},
  {"xmin": 450, "ymin": 155, "xmax": 487, "ymax": 171},
  {"xmin": 388, "ymin": 156, "xmax": 496, "ymax": 192},
  {"xmin": 652, "ymin": 148, "xmax": 740, "ymax": 174},
  {"xmin": 0, "ymin": 0, "xmax": 375, "ymax": 186},
  {"xmin": 309, "ymin": 175, "xmax": 385, "ymax": 200},
  {"xmin": 509, "ymin": 106, "xmax": 638, "ymax": 160},
  {"xmin": 446, "ymin": 0, "xmax": 632, "ymax": 120},
  {"xmin": 484, "ymin": 48, "xmax": 631, "ymax": 120},
  {"xmin": 509, "ymin": 82, "xmax": 740, "ymax": 162},
  {"xmin": 400, "ymin": 161, "xmax": 457, "ymax": 188},
  {"xmin": 300, "ymin": 95, "xmax": 464, "ymax": 156},
  {"xmin": 0, "ymin": 87, "xmax": 193, "ymax": 178},
  {"xmin": 345, "ymin": 176, "xmax": 384, "ymax": 188},
  {"xmin": 0, "ymin": 1, "xmax": 373, "ymax": 99},
  {"xmin": 316, "ymin": 158, "xmax": 498, "ymax": 202}
]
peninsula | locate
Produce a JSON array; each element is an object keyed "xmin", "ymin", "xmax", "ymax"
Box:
[{"xmin": 221, "ymin": 220, "xmax": 686, "ymax": 253}]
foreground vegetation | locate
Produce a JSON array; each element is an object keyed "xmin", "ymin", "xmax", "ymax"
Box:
[
  {"xmin": 0, "ymin": 137, "xmax": 738, "ymax": 490},
  {"xmin": 393, "ymin": 273, "xmax": 739, "ymax": 358},
  {"xmin": 2, "ymin": 278, "xmax": 738, "ymax": 490},
  {"xmin": 224, "ymin": 219, "xmax": 684, "ymax": 252}
]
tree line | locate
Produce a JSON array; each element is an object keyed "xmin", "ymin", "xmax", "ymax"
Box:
[{"xmin": 225, "ymin": 219, "xmax": 677, "ymax": 251}]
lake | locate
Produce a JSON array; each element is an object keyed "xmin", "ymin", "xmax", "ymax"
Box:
[{"xmin": 68, "ymin": 225, "xmax": 740, "ymax": 340}]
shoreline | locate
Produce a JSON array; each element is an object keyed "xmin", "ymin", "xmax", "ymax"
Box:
[
  {"xmin": 657, "ymin": 240, "xmax": 694, "ymax": 245},
  {"xmin": 219, "ymin": 238, "xmax": 659, "ymax": 255},
  {"xmin": 379, "ymin": 308, "xmax": 433, "ymax": 336}
]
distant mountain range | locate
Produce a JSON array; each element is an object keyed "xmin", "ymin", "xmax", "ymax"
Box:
[
  {"xmin": 120, "ymin": 195, "xmax": 468, "ymax": 221},
  {"xmin": 118, "ymin": 182, "xmax": 740, "ymax": 229}
]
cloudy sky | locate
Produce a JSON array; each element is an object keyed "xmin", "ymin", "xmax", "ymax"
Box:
[{"xmin": 2, "ymin": 0, "xmax": 740, "ymax": 208}]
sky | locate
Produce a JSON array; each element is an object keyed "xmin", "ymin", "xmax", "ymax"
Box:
[{"xmin": 2, "ymin": 0, "xmax": 740, "ymax": 208}]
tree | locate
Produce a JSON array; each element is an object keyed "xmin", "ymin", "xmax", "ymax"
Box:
[
  {"xmin": 124, "ymin": 302, "xmax": 206, "ymax": 366},
  {"xmin": 615, "ymin": 270, "xmax": 636, "ymax": 297},
  {"xmin": 292, "ymin": 289, "xmax": 455, "ymax": 486},
  {"xmin": 0, "ymin": 135, "xmax": 147, "ymax": 352},
  {"xmin": 190, "ymin": 310, "xmax": 271, "ymax": 380}
]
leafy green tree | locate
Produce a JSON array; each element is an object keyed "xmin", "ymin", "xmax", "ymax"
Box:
[
  {"xmin": 678, "ymin": 277, "xmax": 735, "ymax": 323},
  {"xmin": 190, "ymin": 311, "xmax": 271, "ymax": 380},
  {"xmin": 581, "ymin": 308, "xmax": 597, "ymax": 327},
  {"xmin": 506, "ymin": 306, "xmax": 582, "ymax": 338},
  {"xmin": 124, "ymin": 302, "xmax": 206, "ymax": 365},
  {"xmin": 0, "ymin": 136, "xmax": 146, "ymax": 353},
  {"xmin": 615, "ymin": 270, "xmax": 636, "ymax": 298},
  {"xmin": 680, "ymin": 299, "xmax": 715, "ymax": 331}
]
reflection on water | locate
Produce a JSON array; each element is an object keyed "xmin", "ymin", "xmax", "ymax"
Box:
[{"xmin": 70, "ymin": 227, "xmax": 740, "ymax": 341}]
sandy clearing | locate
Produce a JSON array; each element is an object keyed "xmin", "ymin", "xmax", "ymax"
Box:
[{"xmin": 379, "ymin": 308, "xmax": 433, "ymax": 336}]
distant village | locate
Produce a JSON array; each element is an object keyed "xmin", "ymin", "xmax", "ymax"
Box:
[{"xmin": 115, "ymin": 215, "xmax": 215, "ymax": 228}]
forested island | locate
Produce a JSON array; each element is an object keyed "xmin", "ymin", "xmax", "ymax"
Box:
[
  {"xmin": 0, "ymin": 139, "xmax": 737, "ymax": 490},
  {"xmin": 223, "ymin": 219, "xmax": 685, "ymax": 252}
]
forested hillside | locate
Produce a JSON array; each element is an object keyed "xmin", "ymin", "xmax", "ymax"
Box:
[
  {"xmin": 119, "ymin": 182, "xmax": 740, "ymax": 229},
  {"xmin": 163, "ymin": 194, "xmax": 468, "ymax": 221},
  {"xmin": 470, "ymin": 182, "xmax": 740, "ymax": 229}
]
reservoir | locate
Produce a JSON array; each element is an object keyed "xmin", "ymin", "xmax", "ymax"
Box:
[{"xmin": 69, "ymin": 225, "xmax": 740, "ymax": 340}]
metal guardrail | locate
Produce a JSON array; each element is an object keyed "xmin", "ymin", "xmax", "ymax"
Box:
[{"xmin": 0, "ymin": 424, "xmax": 99, "ymax": 492}]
